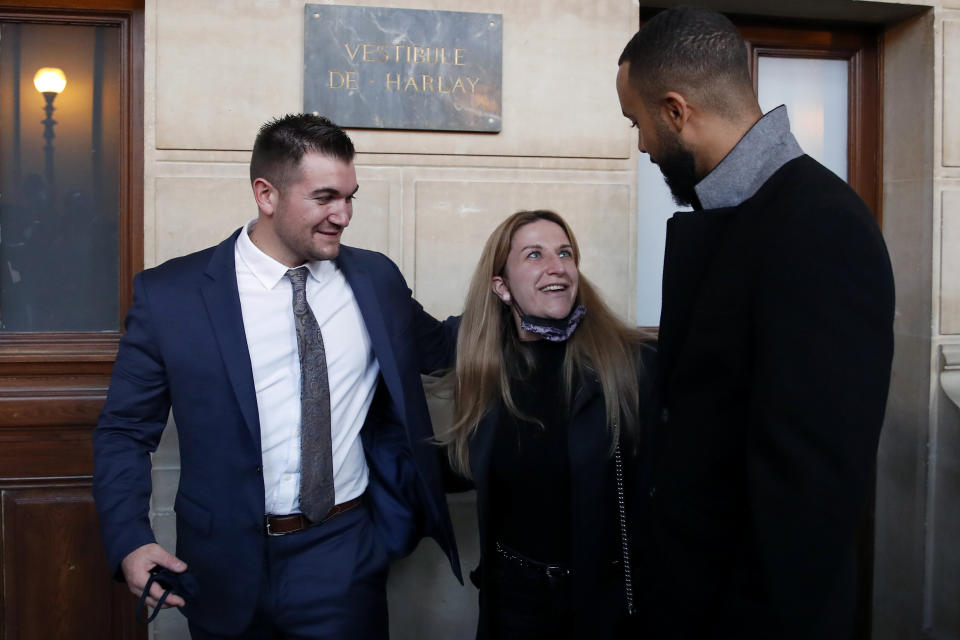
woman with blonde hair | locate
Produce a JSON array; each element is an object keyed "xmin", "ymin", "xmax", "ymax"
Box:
[{"xmin": 438, "ymin": 209, "xmax": 656, "ymax": 639}]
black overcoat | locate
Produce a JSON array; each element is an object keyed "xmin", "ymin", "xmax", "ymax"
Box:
[{"xmin": 638, "ymin": 155, "xmax": 895, "ymax": 639}]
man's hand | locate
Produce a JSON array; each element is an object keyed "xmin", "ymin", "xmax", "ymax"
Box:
[{"xmin": 121, "ymin": 543, "xmax": 188, "ymax": 608}]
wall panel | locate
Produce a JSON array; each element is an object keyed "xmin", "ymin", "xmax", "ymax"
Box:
[
  {"xmin": 945, "ymin": 20, "xmax": 960, "ymax": 167},
  {"xmin": 943, "ymin": 190, "xmax": 960, "ymax": 333},
  {"xmin": 411, "ymin": 179, "xmax": 632, "ymax": 320}
]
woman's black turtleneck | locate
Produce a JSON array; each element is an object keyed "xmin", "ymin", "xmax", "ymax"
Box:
[{"xmin": 488, "ymin": 338, "xmax": 572, "ymax": 565}]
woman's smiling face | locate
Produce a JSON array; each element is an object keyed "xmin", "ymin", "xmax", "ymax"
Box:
[{"xmin": 492, "ymin": 219, "xmax": 579, "ymax": 340}]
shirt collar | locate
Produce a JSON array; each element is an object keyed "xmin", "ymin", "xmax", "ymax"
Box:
[
  {"xmin": 694, "ymin": 105, "xmax": 804, "ymax": 210},
  {"xmin": 235, "ymin": 219, "xmax": 336, "ymax": 289}
]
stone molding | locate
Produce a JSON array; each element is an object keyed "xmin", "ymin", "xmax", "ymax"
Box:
[{"xmin": 941, "ymin": 344, "xmax": 960, "ymax": 408}]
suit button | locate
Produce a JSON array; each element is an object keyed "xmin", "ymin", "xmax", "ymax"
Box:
[
  {"xmin": 660, "ymin": 408, "xmax": 669, "ymax": 423},
  {"xmin": 255, "ymin": 465, "xmax": 263, "ymax": 474},
  {"xmin": 649, "ymin": 486, "xmax": 657, "ymax": 498}
]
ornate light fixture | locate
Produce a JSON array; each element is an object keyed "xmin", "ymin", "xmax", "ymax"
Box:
[
  {"xmin": 33, "ymin": 67, "xmax": 67, "ymax": 197},
  {"xmin": 33, "ymin": 67, "xmax": 67, "ymax": 94}
]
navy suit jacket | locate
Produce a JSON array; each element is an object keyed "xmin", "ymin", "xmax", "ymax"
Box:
[{"xmin": 93, "ymin": 229, "xmax": 460, "ymax": 634}]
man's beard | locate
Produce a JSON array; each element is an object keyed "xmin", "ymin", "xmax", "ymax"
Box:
[{"xmin": 655, "ymin": 131, "xmax": 699, "ymax": 208}]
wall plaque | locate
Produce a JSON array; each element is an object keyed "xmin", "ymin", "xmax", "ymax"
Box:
[{"xmin": 304, "ymin": 5, "xmax": 502, "ymax": 132}]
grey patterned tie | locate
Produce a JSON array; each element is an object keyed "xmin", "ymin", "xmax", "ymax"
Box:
[{"xmin": 286, "ymin": 267, "xmax": 335, "ymax": 522}]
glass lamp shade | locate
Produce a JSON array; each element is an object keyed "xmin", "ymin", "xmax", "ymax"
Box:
[{"xmin": 33, "ymin": 67, "xmax": 67, "ymax": 94}]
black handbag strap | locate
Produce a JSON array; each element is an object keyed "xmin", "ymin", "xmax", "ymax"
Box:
[{"xmin": 614, "ymin": 445, "xmax": 636, "ymax": 616}]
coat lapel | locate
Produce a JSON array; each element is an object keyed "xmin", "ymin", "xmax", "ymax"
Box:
[
  {"xmin": 659, "ymin": 208, "xmax": 735, "ymax": 389},
  {"xmin": 569, "ymin": 371, "xmax": 602, "ymax": 421},
  {"xmin": 469, "ymin": 406, "xmax": 500, "ymax": 555},
  {"xmin": 336, "ymin": 247, "xmax": 407, "ymax": 418},
  {"xmin": 200, "ymin": 228, "xmax": 261, "ymax": 443}
]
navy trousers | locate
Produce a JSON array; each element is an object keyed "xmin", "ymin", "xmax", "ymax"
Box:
[{"xmin": 187, "ymin": 503, "xmax": 390, "ymax": 639}]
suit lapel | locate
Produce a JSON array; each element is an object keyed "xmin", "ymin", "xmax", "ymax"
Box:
[
  {"xmin": 200, "ymin": 228, "xmax": 261, "ymax": 443},
  {"xmin": 337, "ymin": 247, "xmax": 407, "ymax": 418}
]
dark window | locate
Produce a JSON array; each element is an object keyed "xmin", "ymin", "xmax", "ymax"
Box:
[{"xmin": 1, "ymin": 21, "xmax": 122, "ymax": 331}]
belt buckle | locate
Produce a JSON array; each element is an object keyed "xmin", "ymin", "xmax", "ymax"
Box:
[
  {"xmin": 265, "ymin": 516, "xmax": 290, "ymax": 537},
  {"xmin": 544, "ymin": 565, "xmax": 568, "ymax": 580}
]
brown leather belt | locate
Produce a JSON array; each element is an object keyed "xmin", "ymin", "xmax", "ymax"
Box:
[{"xmin": 265, "ymin": 495, "xmax": 364, "ymax": 536}]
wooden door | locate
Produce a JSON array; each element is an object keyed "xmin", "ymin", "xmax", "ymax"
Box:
[
  {"xmin": 0, "ymin": 2, "xmax": 144, "ymax": 638},
  {"xmin": 739, "ymin": 20, "xmax": 883, "ymax": 222}
]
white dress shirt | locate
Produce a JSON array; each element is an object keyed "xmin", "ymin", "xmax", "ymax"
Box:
[{"xmin": 235, "ymin": 219, "xmax": 379, "ymax": 515}]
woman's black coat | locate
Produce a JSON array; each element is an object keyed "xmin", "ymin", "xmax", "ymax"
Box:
[{"xmin": 465, "ymin": 344, "xmax": 657, "ymax": 639}]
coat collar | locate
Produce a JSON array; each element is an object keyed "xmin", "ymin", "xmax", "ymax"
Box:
[{"xmin": 695, "ymin": 105, "xmax": 803, "ymax": 210}]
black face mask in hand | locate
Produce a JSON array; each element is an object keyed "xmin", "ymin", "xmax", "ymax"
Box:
[{"xmin": 136, "ymin": 565, "xmax": 199, "ymax": 623}]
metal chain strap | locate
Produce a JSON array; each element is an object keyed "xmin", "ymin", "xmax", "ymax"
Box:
[{"xmin": 615, "ymin": 444, "xmax": 636, "ymax": 616}]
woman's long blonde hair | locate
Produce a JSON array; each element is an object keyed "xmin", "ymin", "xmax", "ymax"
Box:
[{"xmin": 437, "ymin": 210, "xmax": 650, "ymax": 477}]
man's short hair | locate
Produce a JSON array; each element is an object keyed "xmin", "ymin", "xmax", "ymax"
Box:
[
  {"xmin": 250, "ymin": 113, "xmax": 355, "ymax": 190},
  {"xmin": 618, "ymin": 7, "xmax": 754, "ymax": 117}
]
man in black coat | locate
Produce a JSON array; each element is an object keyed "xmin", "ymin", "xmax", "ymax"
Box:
[{"xmin": 616, "ymin": 8, "xmax": 894, "ymax": 639}]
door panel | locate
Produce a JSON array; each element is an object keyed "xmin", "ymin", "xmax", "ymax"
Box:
[
  {"xmin": 757, "ymin": 56, "xmax": 849, "ymax": 180},
  {"xmin": 1, "ymin": 482, "xmax": 138, "ymax": 639}
]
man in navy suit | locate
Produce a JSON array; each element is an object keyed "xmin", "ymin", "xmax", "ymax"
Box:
[{"xmin": 93, "ymin": 114, "xmax": 460, "ymax": 638}]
